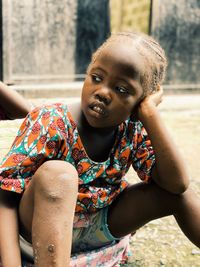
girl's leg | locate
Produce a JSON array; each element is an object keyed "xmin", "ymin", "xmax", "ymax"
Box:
[
  {"xmin": 18, "ymin": 160, "xmax": 78, "ymax": 267},
  {"xmin": 108, "ymin": 182, "xmax": 200, "ymax": 248}
]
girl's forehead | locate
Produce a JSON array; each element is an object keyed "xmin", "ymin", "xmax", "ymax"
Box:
[{"xmin": 92, "ymin": 41, "xmax": 146, "ymax": 77}]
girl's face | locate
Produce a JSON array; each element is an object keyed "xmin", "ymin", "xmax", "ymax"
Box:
[{"xmin": 81, "ymin": 41, "xmax": 146, "ymax": 129}]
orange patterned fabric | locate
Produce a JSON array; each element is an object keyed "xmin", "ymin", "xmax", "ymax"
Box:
[{"xmin": 0, "ymin": 104, "xmax": 155, "ymax": 213}]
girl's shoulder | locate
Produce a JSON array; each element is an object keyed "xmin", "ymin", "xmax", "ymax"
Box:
[
  {"xmin": 31, "ymin": 102, "xmax": 68, "ymax": 112},
  {"xmin": 27, "ymin": 103, "xmax": 75, "ymax": 128},
  {"xmin": 29, "ymin": 103, "xmax": 69, "ymax": 118},
  {"xmin": 125, "ymin": 115, "xmax": 144, "ymax": 131},
  {"xmin": 125, "ymin": 115, "xmax": 150, "ymax": 144}
]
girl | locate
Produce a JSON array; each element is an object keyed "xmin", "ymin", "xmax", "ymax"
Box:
[
  {"xmin": 0, "ymin": 31, "xmax": 200, "ymax": 267},
  {"xmin": 0, "ymin": 81, "xmax": 30, "ymax": 120}
]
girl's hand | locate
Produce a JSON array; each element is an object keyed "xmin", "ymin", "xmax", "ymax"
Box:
[
  {"xmin": 137, "ymin": 85, "xmax": 163, "ymax": 121},
  {"xmin": 141, "ymin": 85, "xmax": 163, "ymax": 107}
]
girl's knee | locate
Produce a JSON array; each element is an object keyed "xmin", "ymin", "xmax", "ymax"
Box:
[
  {"xmin": 33, "ymin": 160, "xmax": 78, "ymax": 201},
  {"xmin": 36, "ymin": 160, "xmax": 77, "ymax": 176},
  {"xmin": 177, "ymin": 187, "xmax": 197, "ymax": 205}
]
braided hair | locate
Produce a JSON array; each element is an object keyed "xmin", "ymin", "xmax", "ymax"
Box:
[{"xmin": 89, "ymin": 31, "xmax": 167, "ymax": 96}]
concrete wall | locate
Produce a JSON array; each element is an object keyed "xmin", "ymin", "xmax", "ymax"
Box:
[
  {"xmin": 151, "ymin": 0, "xmax": 200, "ymax": 89},
  {"xmin": 110, "ymin": 0, "xmax": 151, "ymax": 33},
  {"xmin": 2, "ymin": 0, "xmax": 110, "ymax": 85}
]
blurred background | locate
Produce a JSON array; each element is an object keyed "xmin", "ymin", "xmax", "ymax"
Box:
[
  {"xmin": 1, "ymin": 0, "xmax": 200, "ymax": 96},
  {"xmin": 110, "ymin": 0, "xmax": 150, "ymax": 33}
]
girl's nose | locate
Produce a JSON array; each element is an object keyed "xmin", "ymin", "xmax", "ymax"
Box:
[{"xmin": 95, "ymin": 87, "xmax": 112, "ymax": 105}]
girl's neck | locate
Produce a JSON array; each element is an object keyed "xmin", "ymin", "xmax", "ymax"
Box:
[{"xmin": 67, "ymin": 101, "xmax": 118, "ymax": 162}]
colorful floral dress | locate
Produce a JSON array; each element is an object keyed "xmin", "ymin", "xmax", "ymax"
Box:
[{"xmin": 0, "ymin": 103, "xmax": 155, "ymax": 214}]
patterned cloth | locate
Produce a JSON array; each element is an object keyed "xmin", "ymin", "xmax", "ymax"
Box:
[
  {"xmin": 0, "ymin": 103, "xmax": 155, "ymax": 215},
  {"xmin": 70, "ymin": 235, "xmax": 131, "ymax": 267},
  {"xmin": 0, "ymin": 235, "xmax": 130, "ymax": 267}
]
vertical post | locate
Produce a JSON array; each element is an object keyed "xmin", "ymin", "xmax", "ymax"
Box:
[
  {"xmin": 75, "ymin": 0, "xmax": 110, "ymax": 76},
  {"xmin": 148, "ymin": 0, "xmax": 153, "ymax": 35}
]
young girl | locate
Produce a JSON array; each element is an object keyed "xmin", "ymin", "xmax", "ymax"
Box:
[
  {"xmin": 0, "ymin": 31, "xmax": 200, "ymax": 267},
  {"xmin": 0, "ymin": 81, "xmax": 30, "ymax": 120}
]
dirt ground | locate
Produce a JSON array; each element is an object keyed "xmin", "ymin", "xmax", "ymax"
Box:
[
  {"xmin": 127, "ymin": 94, "xmax": 200, "ymax": 267},
  {"xmin": 0, "ymin": 94, "xmax": 200, "ymax": 266}
]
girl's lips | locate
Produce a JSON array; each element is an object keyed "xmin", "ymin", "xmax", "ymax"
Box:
[
  {"xmin": 92, "ymin": 106, "xmax": 105, "ymax": 115},
  {"xmin": 89, "ymin": 102, "xmax": 107, "ymax": 117}
]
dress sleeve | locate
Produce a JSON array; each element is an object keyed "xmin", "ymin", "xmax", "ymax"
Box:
[
  {"xmin": 0, "ymin": 104, "xmax": 68, "ymax": 193},
  {"xmin": 131, "ymin": 121, "xmax": 155, "ymax": 183}
]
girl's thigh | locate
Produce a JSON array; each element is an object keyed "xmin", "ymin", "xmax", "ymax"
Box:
[{"xmin": 107, "ymin": 182, "xmax": 182, "ymax": 238}]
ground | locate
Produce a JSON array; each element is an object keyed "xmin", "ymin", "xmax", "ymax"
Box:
[{"xmin": 0, "ymin": 94, "xmax": 200, "ymax": 266}]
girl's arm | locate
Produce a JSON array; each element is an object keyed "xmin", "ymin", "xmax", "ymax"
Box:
[
  {"xmin": 0, "ymin": 81, "xmax": 31, "ymax": 119},
  {"xmin": 137, "ymin": 86, "xmax": 189, "ymax": 194},
  {"xmin": 0, "ymin": 190, "xmax": 21, "ymax": 267}
]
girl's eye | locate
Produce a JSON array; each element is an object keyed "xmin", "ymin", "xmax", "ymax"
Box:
[
  {"xmin": 91, "ymin": 74, "xmax": 102, "ymax": 83},
  {"xmin": 115, "ymin": 86, "xmax": 128, "ymax": 94}
]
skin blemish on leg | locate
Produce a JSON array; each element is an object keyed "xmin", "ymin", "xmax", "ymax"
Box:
[
  {"xmin": 47, "ymin": 244, "xmax": 57, "ymax": 265},
  {"xmin": 33, "ymin": 241, "xmax": 40, "ymax": 264},
  {"xmin": 48, "ymin": 244, "xmax": 55, "ymax": 254},
  {"xmin": 33, "ymin": 248, "xmax": 38, "ymax": 264}
]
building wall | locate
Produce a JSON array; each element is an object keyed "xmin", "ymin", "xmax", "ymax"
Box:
[
  {"xmin": 151, "ymin": 0, "xmax": 200, "ymax": 89},
  {"xmin": 110, "ymin": 0, "xmax": 151, "ymax": 33},
  {"xmin": 1, "ymin": 0, "xmax": 110, "ymax": 85}
]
